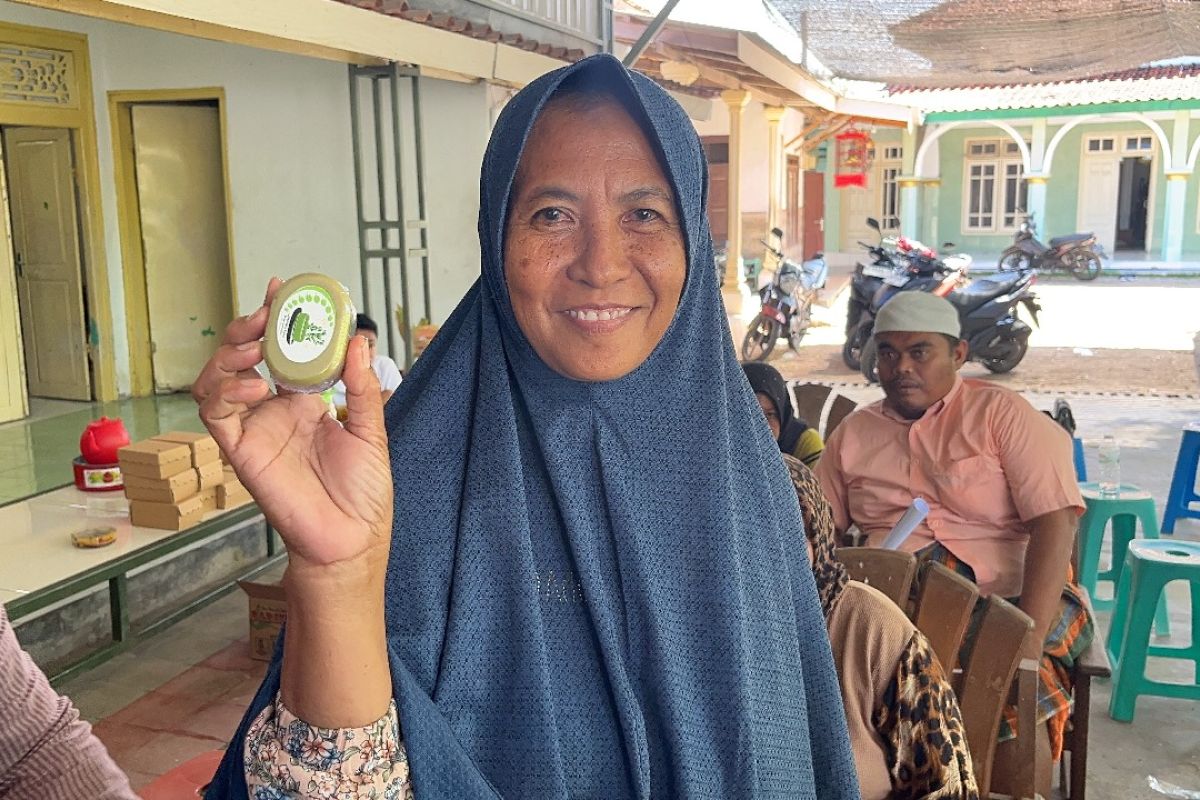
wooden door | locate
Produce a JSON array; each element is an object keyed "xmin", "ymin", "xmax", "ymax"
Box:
[
  {"xmin": 0, "ymin": 148, "xmax": 26, "ymax": 422},
  {"xmin": 785, "ymin": 156, "xmax": 802, "ymax": 258},
  {"xmin": 703, "ymin": 136, "xmax": 729, "ymax": 247},
  {"xmin": 802, "ymin": 170, "xmax": 825, "ymax": 258},
  {"xmin": 131, "ymin": 104, "xmax": 233, "ymax": 392},
  {"xmin": 3, "ymin": 127, "xmax": 91, "ymax": 401}
]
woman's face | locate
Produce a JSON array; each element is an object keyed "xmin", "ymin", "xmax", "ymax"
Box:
[
  {"xmin": 755, "ymin": 392, "xmax": 781, "ymax": 439},
  {"xmin": 504, "ymin": 97, "xmax": 687, "ymax": 382}
]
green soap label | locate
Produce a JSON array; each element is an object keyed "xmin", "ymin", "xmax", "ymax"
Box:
[{"xmin": 276, "ymin": 285, "xmax": 336, "ymax": 364}]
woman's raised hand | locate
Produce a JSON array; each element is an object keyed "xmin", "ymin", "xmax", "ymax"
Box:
[{"xmin": 192, "ymin": 279, "xmax": 393, "ymax": 573}]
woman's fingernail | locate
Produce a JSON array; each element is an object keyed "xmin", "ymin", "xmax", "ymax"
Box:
[
  {"xmin": 235, "ymin": 341, "xmax": 259, "ymax": 351},
  {"xmin": 360, "ymin": 337, "xmax": 371, "ymax": 369},
  {"xmin": 263, "ymin": 279, "xmax": 279, "ymax": 305}
]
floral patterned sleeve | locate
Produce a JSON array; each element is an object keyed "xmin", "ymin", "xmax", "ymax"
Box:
[
  {"xmin": 244, "ymin": 693, "xmax": 414, "ymax": 799},
  {"xmin": 872, "ymin": 631, "xmax": 979, "ymax": 800}
]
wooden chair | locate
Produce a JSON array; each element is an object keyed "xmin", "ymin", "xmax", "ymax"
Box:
[
  {"xmin": 789, "ymin": 382, "xmax": 859, "ymax": 440},
  {"xmin": 1057, "ymin": 589, "xmax": 1111, "ymax": 800},
  {"xmin": 836, "ymin": 547, "xmax": 917, "ymax": 609},
  {"xmin": 839, "ymin": 549, "xmax": 1039, "ymax": 799},
  {"xmin": 912, "ymin": 561, "xmax": 979, "ymax": 673}
]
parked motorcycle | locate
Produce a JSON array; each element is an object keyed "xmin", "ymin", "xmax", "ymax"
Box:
[
  {"xmin": 845, "ymin": 220, "xmax": 972, "ymax": 371},
  {"xmin": 859, "ymin": 266, "xmax": 1041, "ymax": 382},
  {"xmin": 844, "ymin": 217, "xmax": 900, "ymax": 369},
  {"xmin": 741, "ymin": 227, "xmax": 828, "ymax": 361},
  {"xmin": 998, "ymin": 213, "xmax": 1105, "ymax": 281}
]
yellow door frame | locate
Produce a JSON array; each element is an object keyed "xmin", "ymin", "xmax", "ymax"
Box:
[
  {"xmin": 108, "ymin": 87, "xmax": 237, "ymax": 396},
  {"xmin": 0, "ymin": 19, "xmax": 116, "ymax": 401}
]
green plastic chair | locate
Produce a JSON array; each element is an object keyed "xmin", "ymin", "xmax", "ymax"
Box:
[
  {"xmin": 1106, "ymin": 539, "xmax": 1200, "ymax": 722},
  {"xmin": 1077, "ymin": 483, "xmax": 1169, "ymax": 635}
]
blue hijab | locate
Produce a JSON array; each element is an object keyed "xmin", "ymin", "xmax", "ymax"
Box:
[{"xmin": 208, "ymin": 54, "xmax": 855, "ymax": 799}]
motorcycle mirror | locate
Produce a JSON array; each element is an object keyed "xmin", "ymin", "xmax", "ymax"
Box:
[
  {"xmin": 770, "ymin": 227, "xmax": 784, "ymax": 238},
  {"xmin": 866, "ymin": 217, "xmax": 881, "ymax": 231}
]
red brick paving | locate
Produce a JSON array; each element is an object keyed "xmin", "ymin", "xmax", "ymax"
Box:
[{"xmin": 92, "ymin": 640, "xmax": 266, "ymax": 793}]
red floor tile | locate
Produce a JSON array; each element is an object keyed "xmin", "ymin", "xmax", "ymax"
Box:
[
  {"xmin": 174, "ymin": 701, "xmax": 249, "ymax": 742},
  {"xmin": 199, "ymin": 640, "xmax": 263, "ymax": 673},
  {"xmin": 138, "ymin": 749, "xmax": 223, "ymax": 800},
  {"xmin": 105, "ymin": 690, "xmax": 215, "ymax": 733},
  {"xmin": 117, "ymin": 730, "xmax": 222, "ymax": 778},
  {"xmin": 155, "ymin": 665, "xmax": 250, "ymax": 702},
  {"xmin": 93, "ymin": 720, "xmax": 159, "ymax": 762}
]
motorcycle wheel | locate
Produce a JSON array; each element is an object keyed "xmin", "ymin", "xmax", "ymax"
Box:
[
  {"xmin": 860, "ymin": 337, "xmax": 880, "ymax": 384},
  {"xmin": 842, "ymin": 319, "xmax": 872, "ymax": 370},
  {"xmin": 981, "ymin": 336, "xmax": 1028, "ymax": 373},
  {"xmin": 741, "ymin": 314, "xmax": 779, "ymax": 362},
  {"xmin": 788, "ymin": 299, "xmax": 812, "ymax": 351},
  {"xmin": 1069, "ymin": 251, "xmax": 1102, "ymax": 281},
  {"xmin": 998, "ymin": 248, "xmax": 1032, "ymax": 272}
]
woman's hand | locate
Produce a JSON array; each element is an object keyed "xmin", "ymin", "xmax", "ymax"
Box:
[
  {"xmin": 193, "ymin": 279, "xmax": 393, "ymax": 572},
  {"xmin": 193, "ymin": 279, "xmax": 395, "ymax": 727}
]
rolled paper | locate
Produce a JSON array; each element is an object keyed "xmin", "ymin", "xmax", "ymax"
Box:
[{"xmin": 881, "ymin": 497, "xmax": 930, "ymax": 550}]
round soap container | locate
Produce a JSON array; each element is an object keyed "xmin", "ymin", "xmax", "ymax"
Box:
[{"xmin": 264, "ymin": 274, "xmax": 357, "ymax": 394}]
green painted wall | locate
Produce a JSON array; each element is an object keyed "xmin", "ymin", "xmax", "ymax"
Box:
[{"xmin": 927, "ymin": 120, "xmax": 1200, "ymax": 259}]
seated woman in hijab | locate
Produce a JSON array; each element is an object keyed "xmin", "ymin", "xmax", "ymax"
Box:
[
  {"xmin": 195, "ymin": 55, "xmax": 858, "ymax": 799},
  {"xmin": 775, "ymin": 452, "xmax": 978, "ymax": 800},
  {"xmin": 742, "ymin": 361, "xmax": 823, "ymax": 467}
]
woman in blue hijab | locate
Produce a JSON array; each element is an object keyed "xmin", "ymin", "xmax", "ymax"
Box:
[{"xmin": 195, "ymin": 54, "xmax": 856, "ymax": 799}]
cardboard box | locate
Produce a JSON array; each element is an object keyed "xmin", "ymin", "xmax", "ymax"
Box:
[
  {"xmin": 197, "ymin": 460, "xmax": 223, "ymax": 490},
  {"xmin": 217, "ymin": 479, "xmax": 252, "ymax": 510},
  {"xmin": 123, "ymin": 469, "xmax": 199, "ymax": 504},
  {"xmin": 129, "ymin": 494, "xmax": 205, "ymax": 531},
  {"xmin": 198, "ymin": 486, "xmax": 219, "ymax": 513},
  {"xmin": 154, "ymin": 431, "xmax": 221, "ymax": 468},
  {"xmin": 239, "ymin": 580, "xmax": 287, "ymax": 661},
  {"xmin": 118, "ymin": 440, "xmax": 192, "ymax": 480}
]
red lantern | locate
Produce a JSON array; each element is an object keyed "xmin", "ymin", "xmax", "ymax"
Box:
[{"xmin": 834, "ymin": 129, "xmax": 874, "ymax": 188}]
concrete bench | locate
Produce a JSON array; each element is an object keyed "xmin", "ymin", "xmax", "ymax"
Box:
[{"xmin": 1, "ymin": 486, "xmax": 281, "ymax": 684}]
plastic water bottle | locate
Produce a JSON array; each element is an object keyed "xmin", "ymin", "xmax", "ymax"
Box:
[{"xmin": 1098, "ymin": 436, "xmax": 1120, "ymax": 497}]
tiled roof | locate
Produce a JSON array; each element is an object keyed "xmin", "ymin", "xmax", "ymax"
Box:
[
  {"xmin": 336, "ymin": 0, "xmax": 587, "ymax": 63},
  {"xmin": 887, "ymin": 64, "xmax": 1200, "ymax": 113}
]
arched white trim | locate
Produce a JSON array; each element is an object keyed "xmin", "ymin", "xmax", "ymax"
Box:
[
  {"xmin": 1188, "ymin": 135, "xmax": 1200, "ymax": 172},
  {"xmin": 914, "ymin": 120, "xmax": 1031, "ymax": 178},
  {"xmin": 1043, "ymin": 113, "xmax": 1174, "ymax": 173},
  {"xmin": 1131, "ymin": 113, "xmax": 1173, "ymax": 166},
  {"xmin": 1043, "ymin": 115, "xmax": 1096, "ymax": 175}
]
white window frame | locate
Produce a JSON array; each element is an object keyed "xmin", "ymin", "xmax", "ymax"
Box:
[
  {"xmin": 879, "ymin": 147, "xmax": 902, "ymax": 232},
  {"xmin": 962, "ymin": 138, "xmax": 1027, "ymax": 233}
]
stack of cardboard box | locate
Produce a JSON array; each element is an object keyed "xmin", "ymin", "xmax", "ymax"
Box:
[{"xmin": 119, "ymin": 431, "xmax": 224, "ymax": 530}]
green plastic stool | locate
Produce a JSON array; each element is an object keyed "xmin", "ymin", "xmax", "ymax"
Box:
[
  {"xmin": 1078, "ymin": 483, "xmax": 1169, "ymax": 635},
  {"xmin": 1106, "ymin": 540, "xmax": 1200, "ymax": 722}
]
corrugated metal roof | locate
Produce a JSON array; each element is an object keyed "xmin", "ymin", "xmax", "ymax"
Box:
[
  {"xmin": 888, "ymin": 64, "xmax": 1200, "ymax": 112},
  {"xmin": 336, "ymin": 0, "xmax": 587, "ymax": 63}
]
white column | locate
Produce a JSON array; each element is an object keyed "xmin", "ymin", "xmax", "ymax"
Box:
[
  {"xmin": 1162, "ymin": 112, "xmax": 1192, "ymax": 262},
  {"xmin": 721, "ymin": 89, "xmax": 751, "ymax": 289},
  {"xmin": 764, "ymin": 106, "xmax": 786, "ymax": 233},
  {"xmin": 1162, "ymin": 173, "xmax": 1188, "ymax": 262},
  {"xmin": 899, "ymin": 178, "xmax": 919, "ymax": 235},
  {"xmin": 899, "ymin": 127, "xmax": 920, "ymax": 234},
  {"xmin": 923, "ymin": 179, "xmax": 940, "ymax": 245},
  {"xmin": 1025, "ymin": 177, "xmax": 1048, "ymax": 232}
]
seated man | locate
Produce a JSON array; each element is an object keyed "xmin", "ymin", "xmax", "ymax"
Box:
[
  {"xmin": 816, "ymin": 292, "xmax": 1091, "ymax": 794},
  {"xmin": 332, "ymin": 313, "xmax": 403, "ymax": 413}
]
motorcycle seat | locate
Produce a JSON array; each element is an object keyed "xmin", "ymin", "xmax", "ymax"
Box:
[
  {"xmin": 1049, "ymin": 232, "xmax": 1093, "ymax": 247},
  {"xmin": 947, "ymin": 274, "xmax": 1021, "ymax": 308}
]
